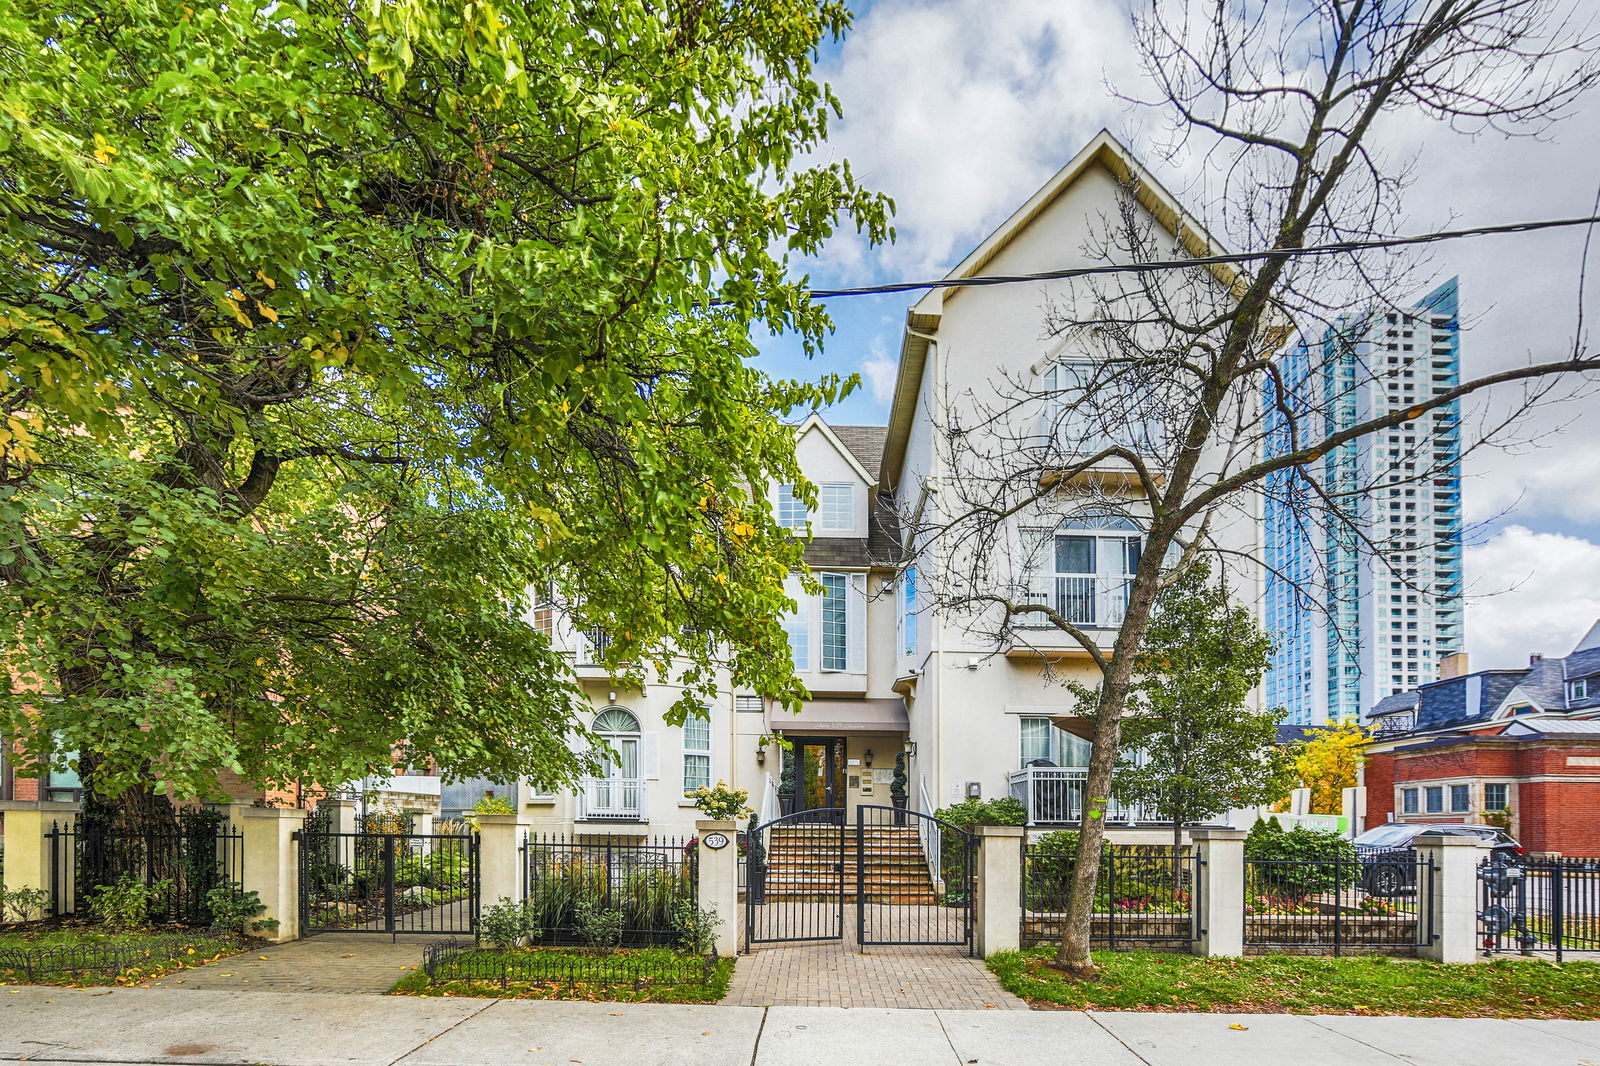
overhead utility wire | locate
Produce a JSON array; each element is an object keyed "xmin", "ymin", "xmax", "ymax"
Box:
[{"xmin": 788, "ymin": 214, "xmax": 1600, "ymax": 301}]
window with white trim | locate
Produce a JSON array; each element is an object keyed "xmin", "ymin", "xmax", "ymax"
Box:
[
  {"xmin": 900, "ymin": 565, "xmax": 918, "ymax": 657},
  {"xmin": 682, "ymin": 713, "xmax": 712, "ymax": 793},
  {"xmin": 1022, "ymin": 512, "xmax": 1143, "ymax": 627},
  {"xmin": 821, "ymin": 573, "xmax": 849, "ymax": 671},
  {"xmin": 1401, "ymin": 788, "xmax": 1418, "ymax": 814},
  {"xmin": 1484, "ymin": 783, "xmax": 1509, "ymax": 811},
  {"xmin": 1017, "ymin": 716, "xmax": 1092, "ymax": 769},
  {"xmin": 1449, "ymin": 783, "xmax": 1470, "ymax": 813},
  {"xmin": 782, "ymin": 575, "xmax": 809, "ymax": 670},
  {"xmin": 776, "ymin": 484, "xmax": 807, "ymax": 530},
  {"xmin": 1424, "ymin": 785, "xmax": 1443, "ymax": 814},
  {"xmin": 819, "ymin": 483, "xmax": 854, "ymax": 532},
  {"xmin": 1570, "ymin": 678, "xmax": 1592, "ymax": 703}
]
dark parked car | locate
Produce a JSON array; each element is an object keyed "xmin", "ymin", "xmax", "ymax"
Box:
[{"xmin": 1353, "ymin": 822, "xmax": 1523, "ymax": 896}]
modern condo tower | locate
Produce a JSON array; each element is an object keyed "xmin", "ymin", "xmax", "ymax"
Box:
[{"xmin": 1264, "ymin": 279, "xmax": 1465, "ymax": 725}]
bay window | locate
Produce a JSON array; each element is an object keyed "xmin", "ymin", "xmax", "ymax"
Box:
[
  {"xmin": 782, "ymin": 574, "xmax": 810, "ymax": 669},
  {"xmin": 784, "ymin": 572, "xmax": 865, "ymax": 673},
  {"xmin": 821, "ymin": 573, "xmax": 849, "ymax": 670}
]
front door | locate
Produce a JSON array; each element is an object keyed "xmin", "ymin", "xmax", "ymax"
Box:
[{"xmin": 790, "ymin": 738, "xmax": 846, "ymax": 823}]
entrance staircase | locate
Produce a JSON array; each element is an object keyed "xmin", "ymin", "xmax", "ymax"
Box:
[{"xmin": 763, "ymin": 824, "xmax": 939, "ymax": 905}]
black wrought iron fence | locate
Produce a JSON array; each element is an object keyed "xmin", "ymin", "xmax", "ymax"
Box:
[
  {"xmin": 45, "ymin": 817, "xmax": 245, "ymax": 926},
  {"xmin": 420, "ymin": 936, "xmax": 717, "ymax": 989},
  {"xmin": 1245, "ymin": 847, "xmax": 1433, "ymax": 955},
  {"xmin": 1021, "ymin": 842, "xmax": 1199, "ymax": 948},
  {"xmin": 1480, "ymin": 856, "xmax": 1600, "ymax": 962},
  {"xmin": 521, "ymin": 833, "xmax": 696, "ymax": 947}
]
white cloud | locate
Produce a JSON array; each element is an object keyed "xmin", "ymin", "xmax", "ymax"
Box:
[
  {"xmin": 858, "ymin": 337, "xmax": 899, "ymax": 406},
  {"xmin": 810, "ymin": 0, "xmax": 1145, "ymax": 280},
  {"xmin": 1465, "ymin": 525, "xmax": 1600, "ymax": 669},
  {"xmin": 805, "ymin": 0, "xmax": 1600, "ymax": 537}
]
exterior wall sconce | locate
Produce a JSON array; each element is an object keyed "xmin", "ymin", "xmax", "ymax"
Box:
[
  {"xmin": 864, "ymin": 748, "xmax": 875, "ymax": 767},
  {"xmin": 756, "ymin": 747, "xmax": 766, "ymax": 765}
]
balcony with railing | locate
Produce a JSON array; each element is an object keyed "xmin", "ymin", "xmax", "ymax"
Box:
[
  {"xmin": 577, "ymin": 776, "xmax": 645, "ymax": 821},
  {"xmin": 1008, "ymin": 767, "xmax": 1162, "ymax": 825}
]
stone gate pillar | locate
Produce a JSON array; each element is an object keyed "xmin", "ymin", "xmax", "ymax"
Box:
[
  {"xmin": 695, "ymin": 819, "xmax": 739, "ymax": 956},
  {"xmin": 974, "ymin": 825, "xmax": 1023, "ymax": 957}
]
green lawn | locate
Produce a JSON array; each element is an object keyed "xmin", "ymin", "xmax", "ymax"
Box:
[
  {"xmin": 390, "ymin": 946, "xmax": 734, "ymax": 1004},
  {"xmin": 0, "ymin": 926, "xmax": 242, "ymax": 986},
  {"xmin": 988, "ymin": 947, "xmax": 1600, "ymax": 1019}
]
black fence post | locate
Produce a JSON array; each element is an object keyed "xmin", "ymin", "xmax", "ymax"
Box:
[
  {"xmin": 1333, "ymin": 848, "xmax": 1343, "ymax": 958},
  {"xmin": 383, "ymin": 834, "xmax": 396, "ymax": 937},
  {"xmin": 1552, "ymin": 861, "xmax": 1566, "ymax": 965}
]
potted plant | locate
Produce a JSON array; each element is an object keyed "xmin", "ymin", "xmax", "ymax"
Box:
[
  {"xmin": 891, "ymin": 752, "xmax": 909, "ymax": 825},
  {"xmin": 778, "ymin": 748, "xmax": 796, "ymax": 816}
]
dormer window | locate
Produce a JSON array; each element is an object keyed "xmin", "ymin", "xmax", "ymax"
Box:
[
  {"xmin": 1571, "ymin": 678, "xmax": 1592, "ymax": 703},
  {"xmin": 819, "ymin": 483, "xmax": 854, "ymax": 532},
  {"xmin": 777, "ymin": 484, "xmax": 808, "ymax": 529},
  {"xmin": 776, "ymin": 482, "xmax": 855, "ymax": 532}
]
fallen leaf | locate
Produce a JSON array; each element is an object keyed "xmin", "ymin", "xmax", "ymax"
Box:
[
  {"xmin": 609, "ymin": 1012, "xmax": 623, "ymax": 1016},
  {"xmin": 701, "ymin": 1032, "xmax": 711, "ymax": 1036},
  {"xmin": 1229, "ymin": 1023, "xmax": 1249, "ymax": 1031}
]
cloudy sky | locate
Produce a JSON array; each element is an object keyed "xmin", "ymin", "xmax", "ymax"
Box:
[{"xmin": 752, "ymin": 0, "xmax": 1600, "ymax": 672}]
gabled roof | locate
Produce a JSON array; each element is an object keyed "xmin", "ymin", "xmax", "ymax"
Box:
[
  {"xmin": 831, "ymin": 425, "xmax": 889, "ymax": 484},
  {"xmin": 879, "ymin": 130, "xmax": 1233, "ymax": 489},
  {"xmin": 795, "ymin": 414, "xmax": 876, "ymax": 486}
]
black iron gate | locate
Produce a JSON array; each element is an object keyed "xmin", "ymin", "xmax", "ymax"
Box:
[
  {"xmin": 298, "ymin": 829, "xmax": 479, "ymax": 936},
  {"xmin": 744, "ymin": 808, "xmax": 846, "ymax": 949},
  {"xmin": 743, "ymin": 806, "xmax": 975, "ymax": 954},
  {"xmin": 856, "ymin": 805, "xmax": 975, "ymax": 952},
  {"xmin": 1480, "ymin": 855, "xmax": 1600, "ymax": 962}
]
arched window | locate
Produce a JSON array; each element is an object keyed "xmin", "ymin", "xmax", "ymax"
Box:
[
  {"xmin": 593, "ymin": 708, "xmax": 641, "ymax": 736},
  {"xmin": 1022, "ymin": 511, "xmax": 1143, "ymax": 628},
  {"xmin": 585, "ymin": 707, "xmax": 644, "ymax": 818},
  {"xmin": 592, "ymin": 708, "xmax": 641, "ymax": 789}
]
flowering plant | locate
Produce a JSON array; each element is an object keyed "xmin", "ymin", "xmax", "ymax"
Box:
[{"xmin": 686, "ymin": 781, "xmax": 751, "ymax": 820}]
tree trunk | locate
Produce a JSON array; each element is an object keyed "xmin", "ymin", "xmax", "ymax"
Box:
[{"xmin": 1053, "ymin": 529, "xmax": 1175, "ymax": 976}]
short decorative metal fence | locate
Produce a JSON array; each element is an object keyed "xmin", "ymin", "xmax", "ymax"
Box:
[
  {"xmin": 0, "ymin": 930, "xmax": 237, "ymax": 983},
  {"xmin": 45, "ymin": 816, "xmax": 245, "ymax": 926},
  {"xmin": 420, "ymin": 936, "xmax": 717, "ymax": 989},
  {"xmin": 521, "ymin": 833, "xmax": 696, "ymax": 947},
  {"xmin": 1021, "ymin": 842, "xmax": 1199, "ymax": 948},
  {"xmin": 1480, "ymin": 856, "xmax": 1600, "ymax": 962},
  {"xmin": 1244, "ymin": 848, "xmax": 1433, "ymax": 955}
]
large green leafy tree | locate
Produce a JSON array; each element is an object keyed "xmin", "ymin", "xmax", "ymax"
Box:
[
  {"xmin": 1083, "ymin": 565, "xmax": 1294, "ymax": 849},
  {"xmin": 0, "ymin": 0, "xmax": 890, "ymax": 828}
]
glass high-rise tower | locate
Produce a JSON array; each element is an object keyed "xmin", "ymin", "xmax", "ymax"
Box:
[{"xmin": 1264, "ymin": 279, "xmax": 1464, "ymax": 725}]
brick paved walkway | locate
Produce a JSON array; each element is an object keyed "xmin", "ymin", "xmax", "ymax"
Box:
[
  {"xmin": 723, "ymin": 918, "xmax": 1025, "ymax": 1010},
  {"xmin": 149, "ymin": 933, "xmax": 428, "ymax": 994}
]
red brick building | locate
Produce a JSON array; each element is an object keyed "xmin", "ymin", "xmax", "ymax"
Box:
[{"xmin": 1363, "ymin": 621, "xmax": 1600, "ymax": 856}]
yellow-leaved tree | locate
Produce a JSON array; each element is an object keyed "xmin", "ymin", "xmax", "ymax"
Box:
[{"xmin": 1292, "ymin": 722, "xmax": 1371, "ymax": 815}]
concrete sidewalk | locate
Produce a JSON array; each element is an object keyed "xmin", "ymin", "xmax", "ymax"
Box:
[{"xmin": 2, "ymin": 985, "xmax": 1599, "ymax": 1066}]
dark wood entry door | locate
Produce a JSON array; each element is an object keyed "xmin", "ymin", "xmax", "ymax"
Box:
[{"xmin": 790, "ymin": 738, "xmax": 846, "ymax": 823}]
